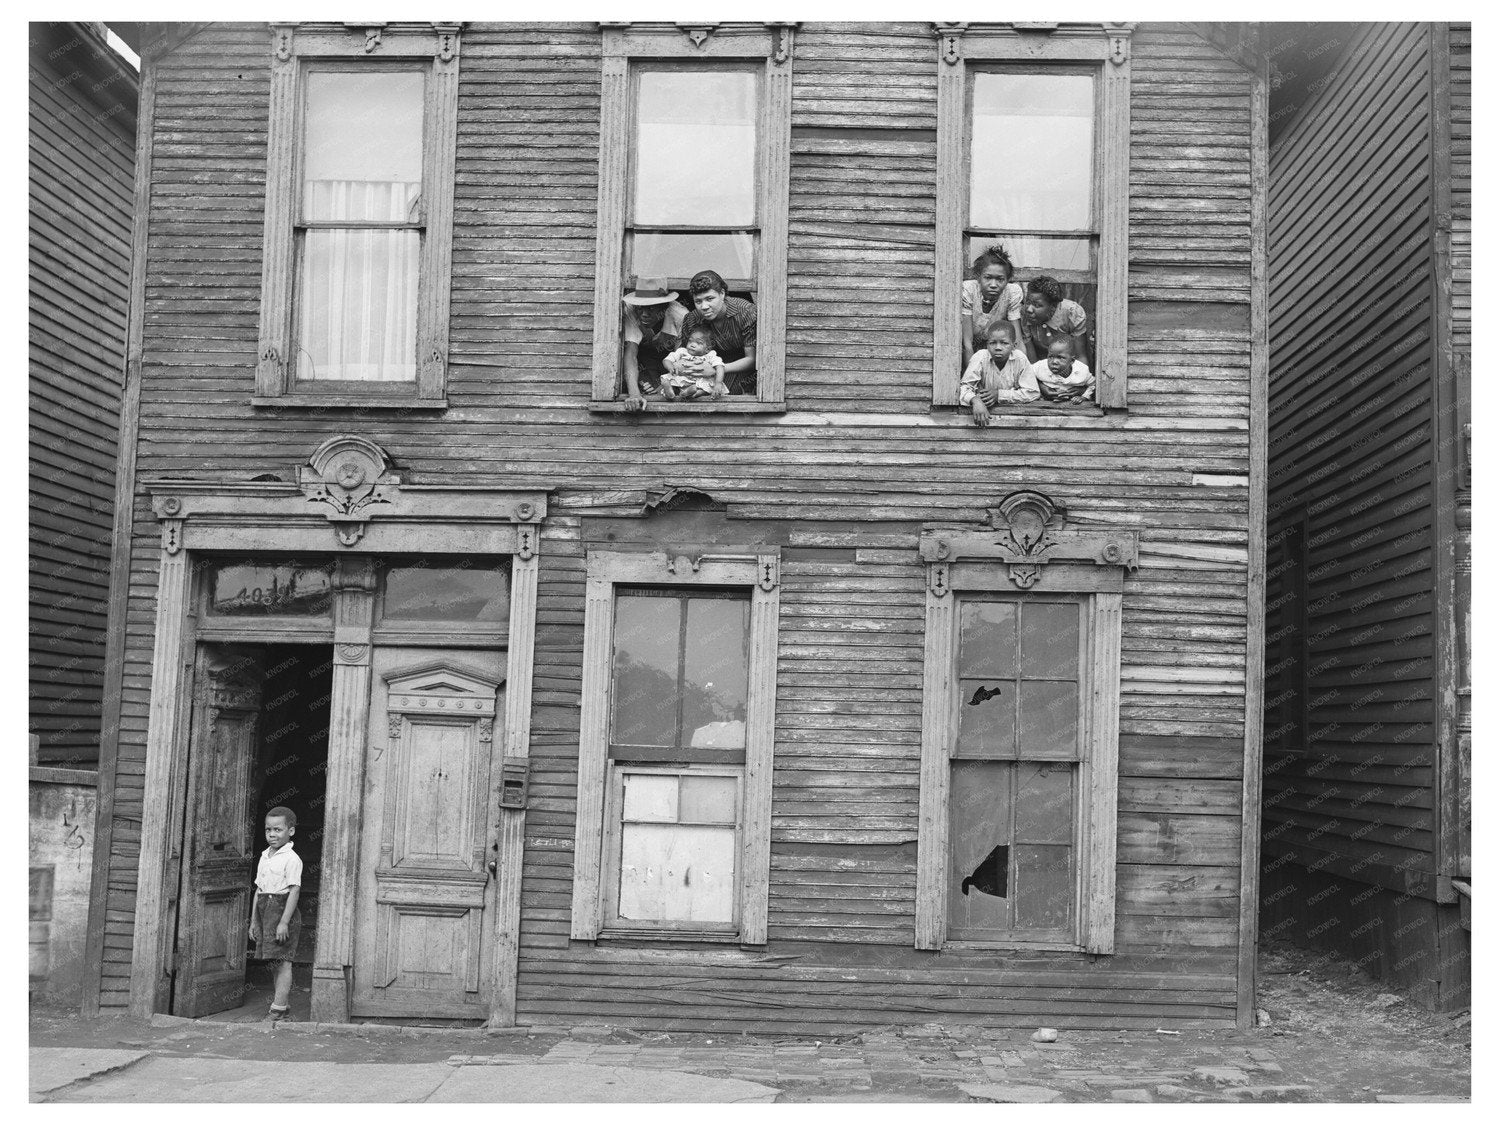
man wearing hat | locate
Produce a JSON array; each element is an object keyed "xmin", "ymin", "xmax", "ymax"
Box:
[{"xmin": 621, "ymin": 277, "xmax": 686, "ymax": 409}]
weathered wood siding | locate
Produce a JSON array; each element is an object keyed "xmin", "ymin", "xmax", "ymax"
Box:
[
  {"xmin": 1449, "ymin": 24, "xmax": 1470, "ymax": 358},
  {"xmin": 29, "ymin": 24, "xmax": 136, "ymax": 767},
  {"xmin": 97, "ymin": 22, "xmax": 1260, "ymax": 1028},
  {"xmin": 1262, "ymin": 23, "xmax": 1466, "ymax": 1006}
]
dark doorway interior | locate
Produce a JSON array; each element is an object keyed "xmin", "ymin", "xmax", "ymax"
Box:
[{"xmin": 240, "ymin": 645, "xmax": 331, "ymax": 1019}]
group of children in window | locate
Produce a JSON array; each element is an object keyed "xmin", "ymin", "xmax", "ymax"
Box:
[{"xmin": 617, "ymin": 243, "xmax": 1093, "ymax": 420}]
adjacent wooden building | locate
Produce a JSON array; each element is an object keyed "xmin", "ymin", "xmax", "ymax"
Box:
[
  {"xmin": 83, "ymin": 21, "xmax": 1270, "ymax": 1032},
  {"xmin": 1261, "ymin": 21, "xmax": 1470, "ymax": 1010},
  {"xmin": 29, "ymin": 21, "xmax": 137, "ymax": 768}
]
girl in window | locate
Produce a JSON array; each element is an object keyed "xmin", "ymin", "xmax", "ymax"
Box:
[{"xmin": 960, "ymin": 244, "xmax": 1025, "ymax": 372}]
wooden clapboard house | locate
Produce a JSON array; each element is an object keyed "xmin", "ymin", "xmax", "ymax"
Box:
[
  {"xmin": 29, "ymin": 22, "xmax": 138, "ymax": 769},
  {"xmin": 83, "ymin": 21, "xmax": 1270, "ymax": 1032},
  {"xmin": 1260, "ymin": 22, "xmax": 1470, "ymax": 1010}
]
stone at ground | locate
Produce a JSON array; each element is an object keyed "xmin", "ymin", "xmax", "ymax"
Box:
[
  {"xmin": 30, "ymin": 1048, "xmax": 149, "ymax": 1097},
  {"xmin": 1031, "ymin": 1028, "xmax": 1058, "ymax": 1043},
  {"xmin": 957, "ymin": 1083, "xmax": 1061, "ymax": 1103},
  {"xmin": 1375, "ymin": 1095, "xmax": 1469, "ymax": 1103},
  {"xmin": 429, "ymin": 1064, "xmax": 778, "ymax": 1103},
  {"xmin": 569, "ymin": 1025, "xmax": 612, "ymax": 1039},
  {"xmin": 1156, "ymin": 1084, "xmax": 1194, "ymax": 1099},
  {"xmin": 1193, "ymin": 1065, "xmax": 1252, "ymax": 1086},
  {"xmin": 1110, "ymin": 1088, "xmax": 1151, "ymax": 1102},
  {"xmin": 1226, "ymin": 1085, "xmax": 1314, "ymax": 1101}
]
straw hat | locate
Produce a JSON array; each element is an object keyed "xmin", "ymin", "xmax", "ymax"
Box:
[{"xmin": 621, "ymin": 277, "xmax": 679, "ymax": 306}]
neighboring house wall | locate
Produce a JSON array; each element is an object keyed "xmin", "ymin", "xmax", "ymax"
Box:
[
  {"xmin": 29, "ymin": 21, "xmax": 137, "ymax": 767},
  {"xmin": 88, "ymin": 22, "xmax": 1267, "ymax": 1030},
  {"xmin": 1262, "ymin": 21, "xmax": 1469, "ymax": 1010}
]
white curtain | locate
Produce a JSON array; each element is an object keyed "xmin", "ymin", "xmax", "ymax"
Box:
[{"xmin": 299, "ymin": 180, "xmax": 420, "ymax": 382}]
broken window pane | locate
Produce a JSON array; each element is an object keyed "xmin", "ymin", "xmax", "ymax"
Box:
[
  {"xmin": 948, "ymin": 761, "xmax": 1012, "ymax": 932},
  {"xmin": 1019, "ymin": 602, "xmax": 1079, "ymax": 679},
  {"xmin": 1018, "ymin": 680, "xmax": 1078, "ymax": 759},
  {"xmin": 959, "ymin": 600, "xmax": 1017, "ymax": 676},
  {"xmin": 1013, "ymin": 762, "xmax": 1074, "ymax": 845},
  {"xmin": 1013, "ymin": 843, "xmax": 1073, "ymax": 931},
  {"xmin": 956, "ymin": 678, "xmax": 1017, "ymax": 758}
]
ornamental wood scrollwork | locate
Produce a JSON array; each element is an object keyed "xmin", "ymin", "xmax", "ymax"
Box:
[
  {"xmin": 769, "ymin": 22, "xmax": 796, "ymax": 64},
  {"xmin": 300, "ymin": 435, "xmax": 402, "ymax": 547},
  {"xmin": 920, "ymin": 489, "xmax": 1138, "ymax": 592},
  {"xmin": 272, "ymin": 25, "xmax": 293, "ymax": 61},
  {"xmin": 933, "ymin": 22, "xmax": 967, "ymax": 65},
  {"xmin": 677, "ymin": 22, "xmax": 717, "ymax": 48},
  {"xmin": 161, "ymin": 518, "xmax": 183, "ymax": 555}
]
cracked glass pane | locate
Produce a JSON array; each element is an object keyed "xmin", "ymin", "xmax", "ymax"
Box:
[
  {"xmin": 684, "ymin": 598, "xmax": 749, "ymax": 749},
  {"xmin": 611, "ymin": 595, "xmax": 680, "ymax": 748},
  {"xmin": 957, "ymin": 678, "xmax": 1017, "ymax": 758},
  {"xmin": 948, "ymin": 761, "xmax": 1011, "ymax": 931},
  {"xmin": 679, "ymin": 775, "xmax": 737, "ymax": 825},
  {"xmin": 1014, "ymin": 762, "xmax": 1074, "ymax": 845}
]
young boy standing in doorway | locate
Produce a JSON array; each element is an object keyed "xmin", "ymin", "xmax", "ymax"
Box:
[{"xmin": 249, "ymin": 806, "xmax": 302, "ymax": 1021}]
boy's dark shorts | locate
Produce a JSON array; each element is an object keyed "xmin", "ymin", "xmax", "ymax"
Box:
[{"xmin": 250, "ymin": 891, "xmax": 302, "ymax": 962}]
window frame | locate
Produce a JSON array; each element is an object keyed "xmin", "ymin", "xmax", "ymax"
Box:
[
  {"xmin": 932, "ymin": 23, "xmax": 1131, "ymax": 410},
  {"xmin": 916, "ymin": 521, "xmax": 1129, "ymax": 954},
  {"xmin": 570, "ymin": 549, "xmax": 780, "ymax": 944},
  {"xmin": 588, "ymin": 23, "xmax": 794, "ymax": 413},
  {"xmin": 256, "ymin": 23, "xmax": 461, "ymax": 409}
]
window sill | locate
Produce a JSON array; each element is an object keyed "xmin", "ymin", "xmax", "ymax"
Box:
[
  {"xmin": 251, "ymin": 394, "xmax": 448, "ymax": 411},
  {"xmin": 596, "ymin": 927, "xmax": 744, "ymax": 944},
  {"xmin": 942, "ymin": 939, "xmax": 1088, "ymax": 954},
  {"xmin": 589, "ymin": 400, "xmax": 787, "ymax": 415},
  {"xmin": 946, "ymin": 402, "xmax": 1106, "ymax": 419}
]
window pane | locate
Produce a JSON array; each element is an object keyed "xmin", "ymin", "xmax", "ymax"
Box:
[
  {"xmin": 970, "ymin": 72, "xmax": 1094, "ymax": 231},
  {"xmin": 303, "ymin": 71, "xmax": 423, "ymax": 222},
  {"xmin": 679, "ymin": 775, "xmax": 737, "ymax": 824},
  {"xmin": 1019, "ymin": 680, "xmax": 1078, "ymax": 759},
  {"xmin": 1013, "ymin": 843, "xmax": 1073, "ymax": 931},
  {"xmin": 611, "ymin": 595, "xmax": 682, "ymax": 748},
  {"xmin": 1020, "ymin": 603, "xmax": 1079, "ymax": 679},
  {"xmin": 949, "ymin": 761, "xmax": 1011, "ymax": 931},
  {"xmin": 968, "ymin": 234, "xmax": 1093, "ymax": 277},
  {"xmin": 956, "ymin": 679, "xmax": 1016, "ymax": 758},
  {"xmin": 629, "ymin": 232, "xmax": 755, "ymax": 289},
  {"xmin": 634, "ymin": 71, "xmax": 756, "ymax": 226},
  {"xmin": 1013, "ymin": 762, "xmax": 1074, "ymax": 845},
  {"xmin": 958, "ymin": 601, "xmax": 1016, "ymax": 677},
  {"xmin": 381, "ymin": 563, "xmax": 509, "ymax": 625},
  {"xmin": 298, "ymin": 229, "xmax": 418, "ymax": 381},
  {"xmin": 618, "ymin": 822, "xmax": 736, "ymax": 924},
  {"xmin": 683, "ymin": 597, "xmax": 749, "ymax": 750},
  {"xmin": 208, "ymin": 561, "xmax": 333, "ymax": 617},
  {"xmin": 621, "ymin": 773, "xmax": 678, "ymax": 823}
]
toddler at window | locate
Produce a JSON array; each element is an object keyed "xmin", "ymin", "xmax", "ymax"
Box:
[
  {"xmin": 1030, "ymin": 337, "xmax": 1095, "ymax": 403},
  {"xmin": 662, "ymin": 324, "xmax": 728, "ymax": 400},
  {"xmin": 961, "ymin": 320, "xmax": 1039, "ymax": 425}
]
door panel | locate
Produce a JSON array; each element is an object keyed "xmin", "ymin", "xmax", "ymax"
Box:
[
  {"xmin": 352, "ymin": 648, "xmax": 505, "ymax": 1019},
  {"xmin": 173, "ymin": 646, "xmax": 263, "ymax": 1017}
]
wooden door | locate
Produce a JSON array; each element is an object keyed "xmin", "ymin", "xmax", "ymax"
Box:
[
  {"xmin": 172, "ymin": 646, "xmax": 263, "ymax": 1017},
  {"xmin": 351, "ymin": 649, "xmax": 505, "ymax": 1019}
]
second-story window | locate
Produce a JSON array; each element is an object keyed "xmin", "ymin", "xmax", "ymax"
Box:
[
  {"xmin": 256, "ymin": 24, "xmax": 460, "ymax": 407},
  {"xmin": 589, "ymin": 23, "xmax": 794, "ymax": 413},
  {"xmin": 297, "ymin": 69, "xmax": 424, "ymax": 384}
]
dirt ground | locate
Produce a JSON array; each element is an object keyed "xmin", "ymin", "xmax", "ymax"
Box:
[{"xmin": 31, "ymin": 939, "xmax": 1471, "ymax": 1102}]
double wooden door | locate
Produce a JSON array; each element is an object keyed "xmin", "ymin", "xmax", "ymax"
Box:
[
  {"xmin": 350, "ymin": 648, "xmax": 506, "ymax": 1019},
  {"xmin": 173, "ymin": 644, "xmax": 506, "ymax": 1021}
]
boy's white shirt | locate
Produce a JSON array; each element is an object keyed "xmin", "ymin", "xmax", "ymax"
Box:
[
  {"xmin": 255, "ymin": 840, "xmax": 303, "ymax": 894},
  {"xmin": 960, "ymin": 348, "xmax": 1039, "ymax": 405}
]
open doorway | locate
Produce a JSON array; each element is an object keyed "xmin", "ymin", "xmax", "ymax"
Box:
[{"xmin": 170, "ymin": 643, "xmax": 331, "ymax": 1022}]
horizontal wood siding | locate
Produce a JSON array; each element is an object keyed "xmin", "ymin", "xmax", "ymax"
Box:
[
  {"xmin": 1448, "ymin": 24, "xmax": 1469, "ymax": 353},
  {"xmin": 1264, "ymin": 23, "xmax": 1437, "ymax": 899},
  {"xmin": 99, "ymin": 22, "xmax": 1258, "ymax": 1030},
  {"xmin": 29, "ymin": 25, "xmax": 136, "ymax": 766}
]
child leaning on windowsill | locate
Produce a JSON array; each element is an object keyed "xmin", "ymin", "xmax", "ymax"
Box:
[
  {"xmin": 1030, "ymin": 337, "xmax": 1095, "ymax": 403},
  {"xmin": 661, "ymin": 324, "xmax": 728, "ymax": 400},
  {"xmin": 960, "ymin": 319, "xmax": 1039, "ymax": 425}
]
